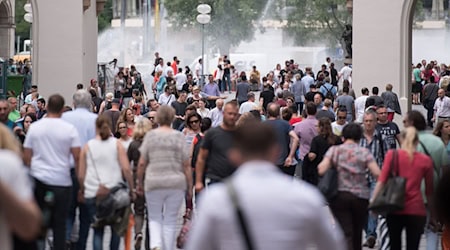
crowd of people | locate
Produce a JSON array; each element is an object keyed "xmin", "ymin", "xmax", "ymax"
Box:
[{"xmin": 0, "ymin": 54, "xmax": 450, "ymax": 250}]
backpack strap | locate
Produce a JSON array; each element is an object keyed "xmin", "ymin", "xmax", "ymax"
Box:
[{"xmin": 419, "ymin": 141, "xmax": 439, "ymax": 177}]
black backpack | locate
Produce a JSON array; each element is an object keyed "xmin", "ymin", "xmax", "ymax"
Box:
[
  {"xmin": 191, "ymin": 134, "xmax": 203, "ymax": 168},
  {"xmin": 324, "ymin": 85, "xmax": 334, "ymax": 102}
]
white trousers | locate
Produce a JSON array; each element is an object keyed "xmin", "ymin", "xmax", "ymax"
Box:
[{"xmin": 145, "ymin": 189, "xmax": 184, "ymax": 250}]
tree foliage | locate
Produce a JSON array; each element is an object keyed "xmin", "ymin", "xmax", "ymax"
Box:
[
  {"xmin": 98, "ymin": 0, "xmax": 113, "ymax": 32},
  {"xmin": 284, "ymin": 0, "xmax": 351, "ymax": 47},
  {"xmin": 15, "ymin": 0, "xmax": 31, "ymax": 49},
  {"xmin": 164, "ymin": 0, "xmax": 267, "ymax": 54}
]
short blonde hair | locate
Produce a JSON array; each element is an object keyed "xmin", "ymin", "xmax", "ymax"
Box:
[
  {"xmin": 0, "ymin": 124, "xmax": 21, "ymax": 155},
  {"xmin": 156, "ymin": 105, "xmax": 175, "ymax": 126},
  {"xmin": 132, "ymin": 118, "xmax": 152, "ymax": 140}
]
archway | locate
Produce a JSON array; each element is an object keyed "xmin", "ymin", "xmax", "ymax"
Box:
[{"xmin": 0, "ymin": 0, "xmax": 14, "ymax": 60}]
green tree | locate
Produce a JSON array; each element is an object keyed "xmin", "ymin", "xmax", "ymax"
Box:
[
  {"xmin": 164, "ymin": 0, "xmax": 266, "ymax": 55},
  {"xmin": 15, "ymin": 0, "xmax": 31, "ymax": 51},
  {"xmin": 98, "ymin": 0, "xmax": 113, "ymax": 32},
  {"xmin": 284, "ymin": 0, "xmax": 351, "ymax": 47}
]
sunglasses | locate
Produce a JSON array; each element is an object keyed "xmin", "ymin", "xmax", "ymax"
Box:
[
  {"xmin": 148, "ymin": 117, "xmax": 155, "ymax": 120},
  {"xmin": 338, "ymin": 116, "xmax": 346, "ymax": 120},
  {"xmin": 189, "ymin": 119, "xmax": 200, "ymax": 125},
  {"xmin": 119, "ymin": 126, "xmax": 127, "ymax": 129}
]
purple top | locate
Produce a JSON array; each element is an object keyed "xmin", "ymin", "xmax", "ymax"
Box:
[
  {"xmin": 293, "ymin": 116, "xmax": 318, "ymax": 160},
  {"xmin": 202, "ymin": 83, "xmax": 220, "ymax": 97}
]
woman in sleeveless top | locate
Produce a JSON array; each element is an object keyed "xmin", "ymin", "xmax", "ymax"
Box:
[
  {"xmin": 182, "ymin": 112, "xmax": 202, "ymax": 150},
  {"xmin": 137, "ymin": 105, "xmax": 192, "ymax": 250},
  {"xmin": 78, "ymin": 115, "xmax": 134, "ymax": 250}
]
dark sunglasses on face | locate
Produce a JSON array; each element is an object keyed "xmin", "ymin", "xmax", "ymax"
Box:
[
  {"xmin": 338, "ymin": 116, "xmax": 346, "ymax": 120},
  {"xmin": 189, "ymin": 119, "xmax": 200, "ymax": 125}
]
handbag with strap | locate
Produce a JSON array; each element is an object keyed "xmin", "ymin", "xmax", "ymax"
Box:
[
  {"xmin": 317, "ymin": 147, "xmax": 339, "ymax": 201},
  {"xmin": 368, "ymin": 150, "xmax": 406, "ymax": 215},
  {"xmin": 87, "ymin": 146, "xmax": 131, "ymax": 230}
]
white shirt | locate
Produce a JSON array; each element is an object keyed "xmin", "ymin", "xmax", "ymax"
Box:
[
  {"xmin": 164, "ymin": 66, "xmax": 174, "ymax": 78},
  {"xmin": 331, "ymin": 121, "xmax": 348, "ymax": 137},
  {"xmin": 239, "ymin": 101, "xmax": 258, "ymax": 114},
  {"xmin": 175, "ymin": 72, "xmax": 187, "ymax": 90},
  {"xmin": 158, "ymin": 93, "xmax": 176, "ymax": 106},
  {"xmin": 155, "ymin": 64, "xmax": 165, "ymax": 76},
  {"xmin": 23, "ymin": 118, "xmax": 81, "ymax": 186},
  {"xmin": 208, "ymin": 107, "xmax": 223, "ymax": 127},
  {"xmin": 197, "ymin": 108, "xmax": 210, "ymax": 118},
  {"xmin": 434, "ymin": 96, "xmax": 450, "ymax": 118},
  {"xmin": 339, "ymin": 66, "xmax": 352, "ymax": 81},
  {"xmin": 186, "ymin": 161, "xmax": 345, "ymax": 250},
  {"xmin": 0, "ymin": 150, "xmax": 33, "ymax": 250},
  {"xmin": 354, "ymin": 95, "xmax": 369, "ymax": 123},
  {"xmin": 84, "ymin": 138, "xmax": 123, "ymax": 198},
  {"xmin": 195, "ymin": 63, "xmax": 203, "ymax": 79}
]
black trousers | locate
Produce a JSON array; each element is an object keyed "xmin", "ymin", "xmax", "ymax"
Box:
[
  {"xmin": 329, "ymin": 191, "xmax": 368, "ymax": 250},
  {"xmin": 386, "ymin": 214, "xmax": 426, "ymax": 250},
  {"xmin": 277, "ymin": 164, "xmax": 296, "ymax": 176},
  {"xmin": 34, "ymin": 178, "xmax": 72, "ymax": 250},
  {"xmin": 424, "ymin": 100, "xmax": 435, "ymax": 125}
]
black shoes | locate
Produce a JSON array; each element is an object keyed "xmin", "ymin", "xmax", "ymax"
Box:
[{"xmin": 362, "ymin": 236, "xmax": 376, "ymax": 248}]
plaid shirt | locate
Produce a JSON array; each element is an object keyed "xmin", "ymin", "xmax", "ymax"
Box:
[{"xmin": 359, "ymin": 130, "xmax": 389, "ymax": 184}]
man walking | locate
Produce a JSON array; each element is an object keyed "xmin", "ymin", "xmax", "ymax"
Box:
[
  {"xmin": 265, "ymin": 103, "xmax": 299, "ymax": 176},
  {"xmin": 195, "ymin": 101, "xmax": 239, "ymax": 192},
  {"xmin": 422, "ymin": 80, "xmax": 439, "ymax": 128},
  {"xmin": 23, "ymin": 94, "xmax": 81, "ymax": 250},
  {"xmin": 186, "ymin": 122, "xmax": 344, "ymax": 250},
  {"xmin": 432, "ymin": 88, "xmax": 450, "ymax": 125},
  {"xmin": 294, "ymin": 102, "xmax": 318, "ymax": 179},
  {"xmin": 61, "ymin": 90, "xmax": 97, "ymax": 250}
]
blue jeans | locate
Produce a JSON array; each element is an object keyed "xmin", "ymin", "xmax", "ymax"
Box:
[
  {"xmin": 222, "ymin": 73, "xmax": 231, "ymax": 91},
  {"xmin": 78, "ymin": 198, "xmax": 120, "ymax": 250},
  {"xmin": 365, "ymin": 181, "xmax": 378, "ymax": 239}
]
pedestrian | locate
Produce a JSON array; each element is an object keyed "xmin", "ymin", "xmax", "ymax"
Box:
[
  {"xmin": 186, "ymin": 122, "xmax": 345, "ymax": 250},
  {"xmin": 195, "ymin": 101, "xmax": 239, "ymax": 192},
  {"xmin": 432, "ymin": 88, "xmax": 450, "ymax": 125},
  {"xmin": 78, "ymin": 115, "xmax": 135, "ymax": 250},
  {"xmin": 371, "ymin": 127, "xmax": 434, "ymax": 250},
  {"xmin": 433, "ymin": 119, "xmax": 450, "ymax": 158},
  {"xmin": 294, "ymin": 102, "xmax": 318, "ymax": 178},
  {"xmin": 318, "ymin": 123, "xmax": 381, "ymax": 250},
  {"xmin": 23, "ymin": 94, "xmax": 82, "ymax": 250},
  {"xmin": 376, "ymin": 105, "xmax": 401, "ymax": 150},
  {"xmin": 127, "ymin": 118, "xmax": 152, "ymax": 250},
  {"xmin": 61, "ymin": 90, "xmax": 98, "ymax": 250},
  {"xmin": 381, "ymin": 84, "xmax": 401, "ymax": 122},
  {"xmin": 137, "ymin": 105, "xmax": 193, "ymax": 250}
]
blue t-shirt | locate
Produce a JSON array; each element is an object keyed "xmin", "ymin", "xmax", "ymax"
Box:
[{"xmin": 265, "ymin": 119, "xmax": 292, "ymax": 166}]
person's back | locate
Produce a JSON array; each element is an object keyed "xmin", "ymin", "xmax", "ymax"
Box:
[
  {"xmin": 186, "ymin": 165, "xmax": 344, "ymax": 250},
  {"xmin": 103, "ymin": 109, "xmax": 121, "ymax": 134},
  {"xmin": 417, "ymin": 132, "xmax": 448, "ymax": 184},
  {"xmin": 186, "ymin": 122, "xmax": 344, "ymax": 250},
  {"xmin": 236, "ymin": 82, "xmax": 250, "ymax": 103},
  {"xmin": 336, "ymin": 95, "xmax": 354, "ymax": 121}
]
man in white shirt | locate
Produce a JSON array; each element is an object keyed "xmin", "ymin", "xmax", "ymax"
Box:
[
  {"xmin": 339, "ymin": 62, "xmax": 352, "ymax": 83},
  {"xmin": 158, "ymin": 85, "xmax": 176, "ymax": 106},
  {"xmin": 195, "ymin": 58, "xmax": 203, "ymax": 81},
  {"xmin": 433, "ymin": 88, "xmax": 450, "ymax": 125},
  {"xmin": 208, "ymin": 99, "xmax": 224, "ymax": 127},
  {"xmin": 175, "ymin": 67, "xmax": 187, "ymax": 91},
  {"xmin": 186, "ymin": 122, "xmax": 344, "ymax": 250},
  {"xmin": 0, "ymin": 150, "xmax": 41, "ymax": 250},
  {"xmin": 332, "ymin": 108, "xmax": 348, "ymax": 137},
  {"xmin": 355, "ymin": 87, "xmax": 369, "ymax": 123},
  {"xmin": 23, "ymin": 94, "xmax": 81, "ymax": 250},
  {"xmin": 239, "ymin": 92, "xmax": 258, "ymax": 114},
  {"xmin": 61, "ymin": 90, "xmax": 98, "ymax": 249}
]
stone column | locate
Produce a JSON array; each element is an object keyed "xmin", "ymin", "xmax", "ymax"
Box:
[
  {"xmin": 83, "ymin": 0, "xmax": 98, "ymax": 90},
  {"xmin": 31, "ymin": 0, "xmax": 83, "ymax": 103},
  {"xmin": 352, "ymin": 0, "xmax": 413, "ymax": 124}
]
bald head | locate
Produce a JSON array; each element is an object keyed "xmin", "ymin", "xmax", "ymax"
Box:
[{"xmin": 267, "ymin": 103, "xmax": 280, "ymax": 118}]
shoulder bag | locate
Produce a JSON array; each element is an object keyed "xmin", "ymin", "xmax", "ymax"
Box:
[
  {"xmin": 368, "ymin": 150, "xmax": 406, "ymax": 215},
  {"xmin": 317, "ymin": 147, "xmax": 339, "ymax": 201},
  {"xmin": 87, "ymin": 146, "xmax": 131, "ymax": 232}
]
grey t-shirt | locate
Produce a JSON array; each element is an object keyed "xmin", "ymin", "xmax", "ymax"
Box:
[
  {"xmin": 336, "ymin": 95, "xmax": 354, "ymax": 121},
  {"xmin": 236, "ymin": 82, "xmax": 250, "ymax": 102}
]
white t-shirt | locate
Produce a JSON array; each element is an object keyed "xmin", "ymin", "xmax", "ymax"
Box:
[
  {"xmin": 158, "ymin": 93, "xmax": 176, "ymax": 106},
  {"xmin": 175, "ymin": 73, "xmax": 187, "ymax": 90},
  {"xmin": 354, "ymin": 95, "xmax": 369, "ymax": 123},
  {"xmin": 339, "ymin": 66, "xmax": 352, "ymax": 81},
  {"xmin": 195, "ymin": 63, "xmax": 203, "ymax": 79},
  {"xmin": 239, "ymin": 101, "xmax": 258, "ymax": 114},
  {"xmin": 331, "ymin": 121, "xmax": 348, "ymax": 137},
  {"xmin": 0, "ymin": 150, "xmax": 33, "ymax": 250},
  {"xmin": 23, "ymin": 118, "xmax": 81, "ymax": 186}
]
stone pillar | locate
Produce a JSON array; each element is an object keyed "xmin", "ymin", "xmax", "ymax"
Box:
[
  {"xmin": 83, "ymin": 0, "xmax": 98, "ymax": 90},
  {"xmin": 31, "ymin": 0, "xmax": 83, "ymax": 103},
  {"xmin": 352, "ymin": 0, "xmax": 414, "ymax": 124},
  {"xmin": 431, "ymin": 0, "xmax": 444, "ymax": 19}
]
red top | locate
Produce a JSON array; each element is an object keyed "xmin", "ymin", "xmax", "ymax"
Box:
[
  {"xmin": 289, "ymin": 117, "xmax": 302, "ymax": 126},
  {"xmin": 380, "ymin": 149, "xmax": 433, "ymax": 216}
]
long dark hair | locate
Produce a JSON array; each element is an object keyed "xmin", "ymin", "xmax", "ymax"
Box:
[
  {"xmin": 185, "ymin": 112, "xmax": 202, "ymax": 130},
  {"xmin": 318, "ymin": 117, "xmax": 338, "ymax": 145}
]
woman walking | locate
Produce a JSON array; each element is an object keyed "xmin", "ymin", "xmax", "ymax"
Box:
[
  {"xmin": 372, "ymin": 127, "xmax": 434, "ymax": 250},
  {"xmin": 137, "ymin": 105, "xmax": 192, "ymax": 250},
  {"xmin": 318, "ymin": 123, "xmax": 380, "ymax": 250},
  {"xmin": 78, "ymin": 115, "xmax": 134, "ymax": 250}
]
